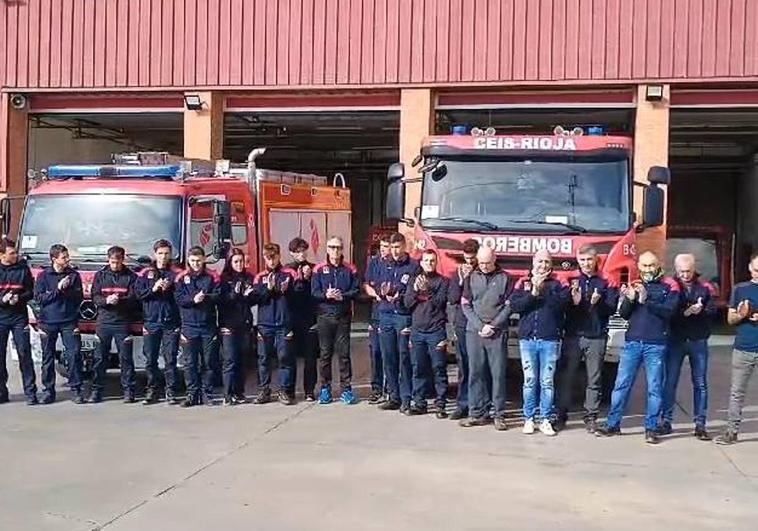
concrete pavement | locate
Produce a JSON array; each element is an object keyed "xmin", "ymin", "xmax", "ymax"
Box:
[{"xmin": 0, "ymin": 344, "xmax": 756, "ymax": 531}]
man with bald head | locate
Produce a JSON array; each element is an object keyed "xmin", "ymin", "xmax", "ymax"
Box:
[
  {"xmin": 510, "ymin": 249, "xmax": 571, "ymax": 436},
  {"xmin": 659, "ymin": 253, "xmax": 716, "ymax": 440},
  {"xmin": 596, "ymin": 251, "xmax": 680, "ymax": 444},
  {"xmin": 459, "ymin": 245, "xmax": 512, "ymax": 430}
]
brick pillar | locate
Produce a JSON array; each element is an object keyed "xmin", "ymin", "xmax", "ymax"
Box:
[
  {"xmin": 0, "ymin": 93, "xmax": 30, "ymax": 236},
  {"xmin": 633, "ymin": 84, "xmax": 670, "ymax": 257},
  {"xmin": 398, "ymin": 88, "xmax": 434, "ymax": 243},
  {"xmin": 183, "ymin": 91, "xmax": 224, "ymax": 160}
]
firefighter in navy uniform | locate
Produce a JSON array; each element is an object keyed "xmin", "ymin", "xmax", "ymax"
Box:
[
  {"xmin": 404, "ymin": 249, "xmax": 450, "ymax": 418},
  {"xmin": 287, "ymin": 237, "xmax": 319, "ymax": 402},
  {"xmin": 253, "ymin": 243, "xmax": 298, "ymax": 405},
  {"xmin": 34, "ymin": 244, "xmax": 84, "ymax": 404},
  {"xmin": 363, "ymin": 235, "xmax": 390, "ymax": 404},
  {"xmin": 0, "ymin": 238, "xmax": 38, "ymax": 405},
  {"xmin": 311, "ymin": 236, "xmax": 361, "ymax": 405},
  {"xmin": 91, "ymin": 245, "xmax": 139, "ymax": 404},
  {"xmin": 135, "ymin": 239, "xmax": 183, "ymax": 405},
  {"xmin": 175, "ymin": 246, "xmax": 221, "ymax": 407},
  {"xmin": 218, "ymin": 248, "xmax": 262, "ymax": 406}
]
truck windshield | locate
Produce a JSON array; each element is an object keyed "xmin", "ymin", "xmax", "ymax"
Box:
[
  {"xmin": 420, "ymin": 156, "xmax": 630, "ymax": 234},
  {"xmin": 18, "ymin": 194, "xmax": 182, "ymax": 262}
]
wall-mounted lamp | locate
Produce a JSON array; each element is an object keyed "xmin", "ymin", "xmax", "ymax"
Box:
[
  {"xmin": 645, "ymin": 85, "xmax": 665, "ymax": 102},
  {"xmin": 184, "ymin": 94, "xmax": 204, "ymax": 111}
]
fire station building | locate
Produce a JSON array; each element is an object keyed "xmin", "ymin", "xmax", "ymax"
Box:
[{"xmin": 2, "ymin": 0, "xmax": 758, "ymax": 281}]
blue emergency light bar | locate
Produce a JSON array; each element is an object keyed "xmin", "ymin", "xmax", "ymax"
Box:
[{"xmin": 46, "ymin": 164, "xmax": 182, "ymax": 180}]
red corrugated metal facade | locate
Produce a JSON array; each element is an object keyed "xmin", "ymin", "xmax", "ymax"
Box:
[{"xmin": 2, "ymin": 0, "xmax": 758, "ymax": 91}]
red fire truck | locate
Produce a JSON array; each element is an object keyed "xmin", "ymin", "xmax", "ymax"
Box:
[
  {"xmin": 385, "ymin": 129, "xmax": 670, "ymax": 362},
  {"xmin": 1, "ymin": 151, "xmax": 351, "ymax": 375}
]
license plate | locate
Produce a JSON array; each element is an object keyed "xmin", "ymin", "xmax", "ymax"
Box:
[{"xmin": 81, "ymin": 338, "xmax": 97, "ymax": 351}]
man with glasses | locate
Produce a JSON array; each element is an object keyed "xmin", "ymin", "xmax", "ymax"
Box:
[{"xmin": 311, "ymin": 236, "xmax": 360, "ymax": 405}]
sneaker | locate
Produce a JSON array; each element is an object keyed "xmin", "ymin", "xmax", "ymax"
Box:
[
  {"xmin": 89, "ymin": 392, "xmax": 103, "ymax": 404},
  {"xmin": 522, "ymin": 419, "xmax": 535, "ymax": 435},
  {"xmin": 26, "ymin": 395, "xmax": 39, "ymax": 406},
  {"xmin": 494, "ymin": 416, "xmax": 508, "ymax": 431},
  {"xmin": 232, "ymin": 394, "xmax": 248, "ymax": 405},
  {"xmin": 459, "ymin": 416, "xmax": 492, "ymax": 428},
  {"xmin": 253, "ymin": 390, "xmax": 271, "ymax": 405},
  {"xmin": 340, "ymin": 389, "xmax": 359, "ymax": 405},
  {"xmin": 583, "ymin": 416, "xmax": 598, "ymax": 434},
  {"xmin": 223, "ymin": 396, "xmax": 234, "ymax": 406},
  {"xmin": 318, "ymin": 387, "xmax": 332, "ymax": 404},
  {"xmin": 657, "ymin": 421, "xmax": 673, "ymax": 436},
  {"xmin": 180, "ymin": 397, "xmax": 196, "ymax": 408},
  {"xmin": 304, "ymin": 393, "xmax": 316, "ymax": 402},
  {"xmin": 123, "ymin": 393, "xmax": 136, "ymax": 404},
  {"xmin": 553, "ymin": 413, "xmax": 568, "ymax": 432},
  {"xmin": 714, "ymin": 429, "xmax": 738, "ymax": 445},
  {"xmin": 436, "ymin": 409, "xmax": 448, "ymax": 420},
  {"xmin": 540, "ymin": 419, "xmax": 557, "ymax": 436},
  {"xmin": 694, "ymin": 425, "xmax": 711, "ymax": 441},
  {"xmin": 409, "ymin": 403, "xmax": 427, "ymax": 415},
  {"xmin": 278, "ymin": 390, "xmax": 294, "ymax": 406},
  {"xmin": 399, "ymin": 402, "xmax": 412, "ymax": 416},
  {"xmin": 41, "ymin": 393, "xmax": 56, "ymax": 405},
  {"xmin": 645, "ymin": 429, "xmax": 660, "ymax": 444},
  {"xmin": 378, "ymin": 400, "xmax": 401, "ymax": 411},
  {"xmin": 449, "ymin": 408, "xmax": 468, "ymax": 421},
  {"xmin": 72, "ymin": 394, "xmax": 86, "ymax": 405},
  {"xmin": 368, "ymin": 390, "xmax": 384, "ymax": 404},
  {"xmin": 142, "ymin": 390, "xmax": 158, "ymax": 405},
  {"xmin": 595, "ymin": 424, "xmax": 621, "ymax": 437}
]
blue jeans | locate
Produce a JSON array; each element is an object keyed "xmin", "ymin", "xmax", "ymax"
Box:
[
  {"xmin": 378, "ymin": 313, "xmax": 413, "ymax": 405},
  {"xmin": 519, "ymin": 339, "xmax": 560, "ymax": 421},
  {"xmin": 606, "ymin": 341, "xmax": 666, "ymax": 430},
  {"xmin": 410, "ymin": 329, "xmax": 448, "ymax": 407},
  {"xmin": 662, "ymin": 339, "xmax": 708, "ymax": 427},
  {"xmin": 257, "ymin": 326, "xmax": 294, "ymax": 394}
]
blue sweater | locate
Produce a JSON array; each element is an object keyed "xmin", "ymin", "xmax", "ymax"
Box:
[{"xmin": 34, "ymin": 266, "xmax": 83, "ymax": 325}]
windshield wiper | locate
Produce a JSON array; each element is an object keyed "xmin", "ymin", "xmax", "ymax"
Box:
[
  {"xmin": 430, "ymin": 217, "xmax": 501, "ymax": 231},
  {"xmin": 505, "ymin": 219, "xmax": 588, "ymax": 233}
]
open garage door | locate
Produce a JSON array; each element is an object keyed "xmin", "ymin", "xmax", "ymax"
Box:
[{"xmin": 224, "ymin": 110, "xmax": 399, "ymax": 276}]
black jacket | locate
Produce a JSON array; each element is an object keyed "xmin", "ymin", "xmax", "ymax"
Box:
[
  {"xmin": 619, "ymin": 277, "xmax": 680, "ymax": 344},
  {"xmin": 287, "ymin": 260, "xmax": 318, "ymax": 326},
  {"xmin": 671, "ymin": 276, "xmax": 717, "ymax": 341},
  {"xmin": 404, "ymin": 272, "xmax": 449, "ymax": 334},
  {"xmin": 34, "ymin": 266, "xmax": 83, "ymax": 325},
  {"xmin": 509, "ymin": 274, "xmax": 570, "ymax": 341},
  {"xmin": 0, "ymin": 260, "xmax": 35, "ymax": 325},
  {"xmin": 218, "ymin": 271, "xmax": 264, "ymax": 330},
  {"xmin": 135, "ymin": 264, "xmax": 182, "ymax": 327},
  {"xmin": 311, "ymin": 259, "xmax": 360, "ymax": 318},
  {"xmin": 448, "ymin": 270, "xmax": 469, "ymax": 330},
  {"xmin": 564, "ymin": 272, "xmax": 620, "ymax": 339},
  {"xmin": 92, "ymin": 266, "xmax": 139, "ymax": 326}
]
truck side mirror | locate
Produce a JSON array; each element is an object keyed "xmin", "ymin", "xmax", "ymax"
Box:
[
  {"xmin": 0, "ymin": 198, "xmax": 9, "ymax": 237},
  {"xmin": 647, "ymin": 166, "xmax": 671, "ymax": 185},
  {"xmin": 642, "ymin": 184, "xmax": 665, "ymax": 227},
  {"xmin": 212, "ymin": 200, "xmax": 232, "ymax": 259},
  {"xmin": 385, "ymin": 163, "xmax": 406, "ymax": 222}
]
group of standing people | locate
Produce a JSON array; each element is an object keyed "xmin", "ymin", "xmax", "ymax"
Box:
[
  {"xmin": 0, "ymin": 235, "xmax": 361, "ymax": 409},
  {"xmin": 0, "ymin": 232, "xmax": 755, "ymax": 446}
]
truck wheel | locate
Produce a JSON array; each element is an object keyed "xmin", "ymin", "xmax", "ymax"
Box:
[{"xmin": 55, "ymin": 360, "xmax": 70, "ymax": 379}]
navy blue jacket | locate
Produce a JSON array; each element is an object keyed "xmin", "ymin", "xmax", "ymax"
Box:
[
  {"xmin": 404, "ymin": 272, "xmax": 449, "ymax": 334},
  {"xmin": 34, "ymin": 266, "xmax": 83, "ymax": 325},
  {"xmin": 364, "ymin": 255, "xmax": 386, "ymax": 321},
  {"xmin": 509, "ymin": 274, "xmax": 570, "ymax": 341},
  {"xmin": 448, "ymin": 270, "xmax": 471, "ymax": 330},
  {"xmin": 311, "ymin": 259, "xmax": 360, "ymax": 318},
  {"xmin": 619, "ymin": 277, "xmax": 680, "ymax": 344},
  {"xmin": 92, "ymin": 266, "xmax": 139, "ymax": 326},
  {"xmin": 564, "ymin": 272, "xmax": 620, "ymax": 339},
  {"xmin": 0, "ymin": 260, "xmax": 34, "ymax": 326},
  {"xmin": 671, "ymin": 276, "xmax": 717, "ymax": 341},
  {"xmin": 287, "ymin": 260, "xmax": 318, "ymax": 327},
  {"xmin": 135, "ymin": 264, "xmax": 182, "ymax": 327},
  {"xmin": 218, "ymin": 271, "xmax": 264, "ymax": 330},
  {"xmin": 174, "ymin": 268, "xmax": 221, "ymax": 330},
  {"xmin": 376, "ymin": 254, "xmax": 421, "ymax": 316},
  {"xmin": 253, "ymin": 265, "xmax": 297, "ymax": 329}
]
